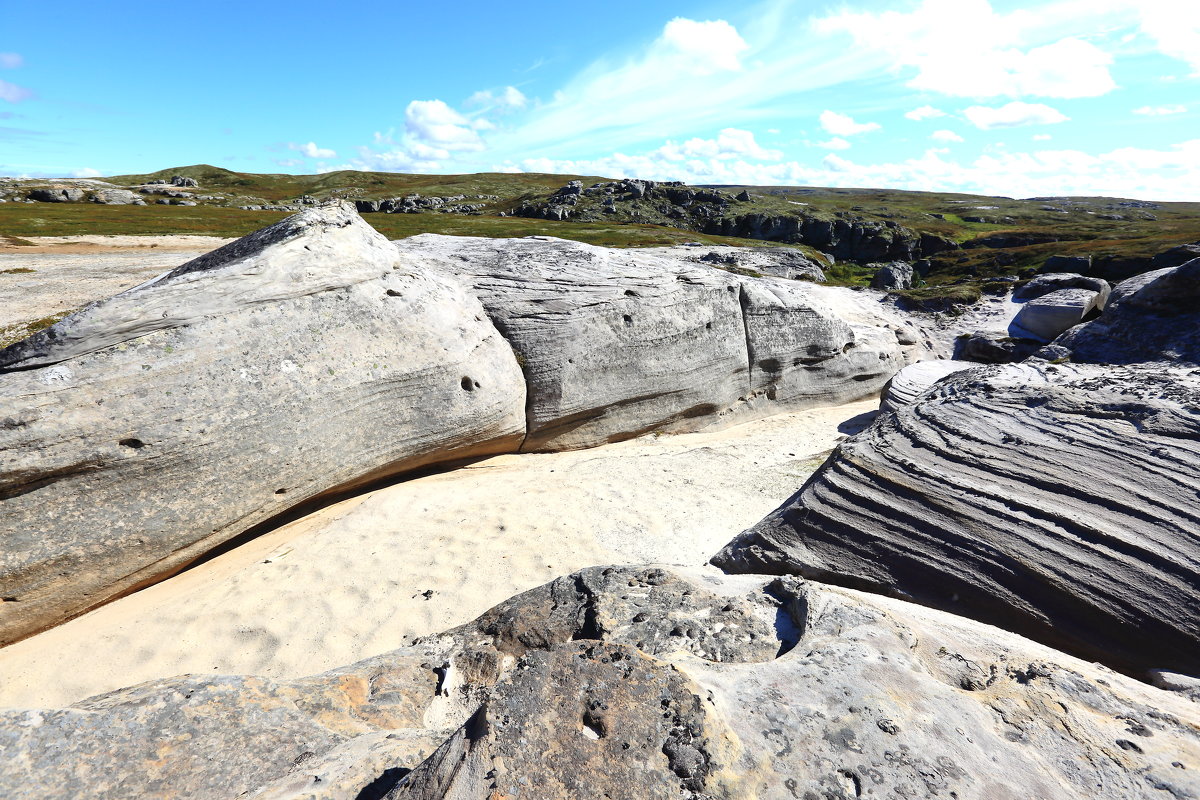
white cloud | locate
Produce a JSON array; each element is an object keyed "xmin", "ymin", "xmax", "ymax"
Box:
[
  {"xmin": 659, "ymin": 18, "xmax": 748, "ymax": 74},
  {"xmin": 965, "ymin": 101, "xmax": 1068, "ymax": 129},
  {"xmin": 905, "ymin": 105, "xmax": 946, "ymax": 121},
  {"xmin": 274, "ymin": 158, "xmax": 303, "ymax": 168},
  {"xmin": 932, "ymin": 129, "xmax": 964, "ymax": 143},
  {"xmin": 1133, "ymin": 104, "xmax": 1186, "ymax": 116},
  {"xmin": 289, "ymin": 141, "xmax": 337, "ymax": 159},
  {"xmin": 819, "ymin": 110, "xmax": 880, "ymax": 136},
  {"xmin": 70, "ymin": 167, "xmax": 101, "ymax": 178},
  {"xmin": 0, "ymin": 53, "xmax": 22, "ymax": 69},
  {"xmin": 466, "ymin": 86, "xmax": 528, "ymax": 111},
  {"xmin": 815, "ymin": 0, "xmax": 1117, "ymax": 98},
  {"xmin": 0, "ymin": 79, "xmax": 32, "ymax": 102},
  {"xmin": 510, "ymin": 138, "xmax": 1200, "ymax": 201},
  {"xmin": 1139, "ymin": 3, "xmax": 1200, "ymax": 75},
  {"xmin": 816, "ymin": 137, "xmax": 852, "ymax": 150},
  {"xmin": 1033, "ymin": 133, "xmax": 1053, "ymax": 141},
  {"xmin": 405, "ymin": 99, "xmax": 485, "ymax": 152},
  {"xmin": 657, "ymin": 128, "xmax": 781, "ymax": 161}
]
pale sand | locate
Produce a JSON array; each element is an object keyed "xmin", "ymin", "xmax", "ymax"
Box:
[
  {"xmin": 0, "ymin": 400, "xmax": 876, "ymax": 709},
  {"xmin": 0, "ymin": 235, "xmax": 230, "ymax": 333}
]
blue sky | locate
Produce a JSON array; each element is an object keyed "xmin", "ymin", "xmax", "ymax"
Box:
[{"xmin": 2, "ymin": 0, "xmax": 1198, "ymax": 199}]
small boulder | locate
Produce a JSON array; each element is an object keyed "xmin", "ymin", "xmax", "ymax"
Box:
[
  {"xmin": 1012, "ymin": 287, "xmax": 1104, "ymax": 341},
  {"xmin": 170, "ymin": 175, "xmax": 199, "ymax": 187},
  {"xmin": 868, "ymin": 261, "xmax": 914, "ymax": 290},
  {"xmin": 91, "ymin": 189, "xmax": 139, "ymax": 205},
  {"xmin": 1013, "ymin": 273, "xmax": 1111, "ymax": 308}
]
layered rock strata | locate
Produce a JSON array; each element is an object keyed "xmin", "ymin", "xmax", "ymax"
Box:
[{"xmin": 714, "ymin": 361, "xmax": 1200, "ymax": 675}]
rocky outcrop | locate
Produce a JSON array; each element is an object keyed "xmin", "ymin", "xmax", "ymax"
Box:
[
  {"xmin": 955, "ymin": 331, "xmax": 1041, "ymax": 363},
  {"xmin": 2, "ymin": 565, "xmax": 1196, "ymax": 800},
  {"xmin": 91, "ymin": 188, "xmax": 143, "ymax": 205},
  {"xmin": 695, "ymin": 246, "xmax": 827, "ymax": 281},
  {"xmin": 0, "ymin": 203, "xmax": 527, "ymax": 645},
  {"xmin": 1041, "ymin": 254, "xmax": 1092, "ymax": 273},
  {"xmin": 869, "ymin": 261, "xmax": 914, "ymax": 290},
  {"xmin": 1055, "ymin": 259, "xmax": 1200, "ymax": 364},
  {"xmin": 397, "ymin": 234, "xmax": 920, "ymax": 451},
  {"xmin": 714, "ymin": 361, "xmax": 1200, "ymax": 676},
  {"xmin": 28, "ymin": 187, "xmax": 84, "ymax": 203},
  {"xmin": 1151, "ymin": 241, "xmax": 1200, "ymax": 270}
]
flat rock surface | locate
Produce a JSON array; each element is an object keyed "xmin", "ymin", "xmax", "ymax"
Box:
[
  {"xmin": 2, "ymin": 566, "xmax": 1196, "ymax": 800},
  {"xmin": 714, "ymin": 361, "xmax": 1200, "ymax": 675},
  {"xmin": 880, "ymin": 358, "xmax": 978, "ymax": 411},
  {"xmin": 1011, "ymin": 287, "xmax": 1102, "ymax": 341},
  {"xmin": 0, "ymin": 400, "xmax": 873, "ymax": 708}
]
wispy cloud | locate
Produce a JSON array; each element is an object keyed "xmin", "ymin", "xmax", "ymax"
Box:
[
  {"xmin": 964, "ymin": 101, "xmax": 1069, "ymax": 129},
  {"xmin": 1133, "ymin": 104, "xmax": 1187, "ymax": 116},
  {"xmin": 0, "ymin": 80, "xmax": 33, "ymax": 103},
  {"xmin": 0, "ymin": 53, "xmax": 22, "ymax": 69}
]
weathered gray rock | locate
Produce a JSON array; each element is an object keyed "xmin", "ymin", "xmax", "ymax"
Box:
[
  {"xmin": 1011, "ymin": 287, "xmax": 1104, "ymax": 340},
  {"xmin": 869, "ymin": 261, "xmax": 914, "ymax": 290},
  {"xmin": 170, "ymin": 175, "xmax": 199, "ymax": 187},
  {"xmin": 694, "ymin": 246, "xmax": 827, "ymax": 281},
  {"xmin": 91, "ymin": 189, "xmax": 140, "ymax": 205},
  {"xmin": 0, "ymin": 203, "xmax": 527, "ymax": 645},
  {"xmin": 1151, "ymin": 242, "xmax": 1200, "ymax": 270},
  {"xmin": 1013, "ymin": 272, "xmax": 1111, "ymax": 306},
  {"xmin": 955, "ymin": 331, "xmax": 1042, "ymax": 363},
  {"xmin": 714, "ymin": 362, "xmax": 1200, "ymax": 675},
  {"xmin": 397, "ymin": 235, "xmax": 916, "ymax": 450},
  {"xmin": 28, "ymin": 186, "xmax": 84, "ymax": 203},
  {"xmin": 879, "ymin": 359, "xmax": 977, "ymax": 411},
  {"xmin": 3, "ymin": 566, "xmax": 1197, "ymax": 800},
  {"xmin": 1055, "ymin": 259, "xmax": 1200, "ymax": 364}
]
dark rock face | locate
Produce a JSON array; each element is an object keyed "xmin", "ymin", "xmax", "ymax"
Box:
[
  {"xmin": 713, "ymin": 362, "xmax": 1200, "ymax": 675},
  {"xmin": 955, "ymin": 332, "xmax": 1042, "ymax": 363},
  {"xmin": 1056, "ymin": 259, "xmax": 1200, "ymax": 364},
  {"xmin": 869, "ymin": 261, "xmax": 915, "ymax": 290},
  {"xmin": 1040, "ymin": 254, "xmax": 1092, "ymax": 273},
  {"xmin": 3, "ymin": 565, "xmax": 1197, "ymax": 800},
  {"xmin": 1151, "ymin": 242, "xmax": 1200, "ymax": 270}
]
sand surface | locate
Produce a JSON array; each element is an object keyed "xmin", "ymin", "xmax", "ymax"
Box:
[
  {"xmin": 0, "ymin": 400, "xmax": 876, "ymax": 709},
  {"xmin": 0, "ymin": 235, "xmax": 229, "ymax": 335}
]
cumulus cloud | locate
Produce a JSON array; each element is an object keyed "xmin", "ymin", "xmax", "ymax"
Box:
[
  {"xmin": 0, "ymin": 53, "xmax": 22, "ymax": 69},
  {"xmin": 965, "ymin": 101, "xmax": 1069, "ymax": 129},
  {"xmin": 1133, "ymin": 104, "xmax": 1186, "ymax": 116},
  {"xmin": 659, "ymin": 18, "xmax": 749, "ymax": 74},
  {"xmin": 405, "ymin": 99, "xmax": 485, "ymax": 152},
  {"xmin": 819, "ymin": 110, "xmax": 880, "ymax": 136},
  {"xmin": 905, "ymin": 105, "xmax": 946, "ymax": 121},
  {"xmin": 816, "ymin": 0, "xmax": 1117, "ymax": 98},
  {"xmin": 0, "ymin": 80, "xmax": 33, "ymax": 103},
  {"xmin": 466, "ymin": 86, "xmax": 527, "ymax": 111},
  {"xmin": 70, "ymin": 167, "xmax": 101, "ymax": 178},
  {"xmin": 932, "ymin": 129, "xmax": 965, "ymax": 142},
  {"xmin": 289, "ymin": 141, "xmax": 337, "ymax": 159}
]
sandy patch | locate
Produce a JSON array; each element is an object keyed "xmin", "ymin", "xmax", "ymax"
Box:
[
  {"xmin": 0, "ymin": 236, "xmax": 230, "ymax": 338},
  {"xmin": 0, "ymin": 399, "xmax": 876, "ymax": 708}
]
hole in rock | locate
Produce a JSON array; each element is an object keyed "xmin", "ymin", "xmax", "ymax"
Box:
[
  {"xmin": 460, "ymin": 376, "xmax": 475, "ymax": 392},
  {"xmin": 275, "ymin": 488, "xmax": 287, "ymax": 495},
  {"xmin": 623, "ymin": 314, "xmax": 634, "ymax": 326},
  {"xmin": 119, "ymin": 438, "xmax": 145, "ymax": 449},
  {"xmin": 385, "ymin": 289, "xmax": 402, "ymax": 297}
]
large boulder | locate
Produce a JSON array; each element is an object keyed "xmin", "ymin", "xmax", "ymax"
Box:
[
  {"xmin": 92, "ymin": 189, "xmax": 141, "ymax": 205},
  {"xmin": 1012, "ymin": 272, "xmax": 1111, "ymax": 306},
  {"xmin": 0, "ymin": 203, "xmax": 527, "ymax": 645},
  {"xmin": 1055, "ymin": 258, "xmax": 1200, "ymax": 364},
  {"xmin": 398, "ymin": 235, "xmax": 917, "ymax": 451},
  {"xmin": 1039, "ymin": 254, "xmax": 1092, "ymax": 274},
  {"xmin": 713, "ymin": 362, "xmax": 1200, "ymax": 675},
  {"xmin": 2, "ymin": 566, "xmax": 1196, "ymax": 800},
  {"xmin": 1011, "ymin": 287, "xmax": 1104, "ymax": 341},
  {"xmin": 1151, "ymin": 241, "xmax": 1200, "ymax": 270}
]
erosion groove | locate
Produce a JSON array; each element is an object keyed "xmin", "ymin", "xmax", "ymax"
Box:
[{"xmin": 713, "ymin": 361, "xmax": 1200, "ymax": 676}]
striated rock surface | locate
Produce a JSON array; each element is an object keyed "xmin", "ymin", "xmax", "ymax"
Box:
[
  {"xmin": 398, "ymin": 234, "xmax": 919, "ymax": 451},
  {"xmin": 1055, "ymin": 258, "xmax": 1200, "ymax": 364},
  {"xmin": 2, "ymin": 565, "xmax": 1197, "ymax": 800},
  {"xmin": 879, "ymin": 359, "xmax": 977, "ymax": 411},
  {"xmin": 0, "ymin": 204, "xmax": 527, "ymax": 645},
  {"xmin": 869, "ymin": 260, "xmax": 914, "ymax": 290},
  {"xmin": 714, "ymin": 361, "xmax": 1200, "ymax": 675}
]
